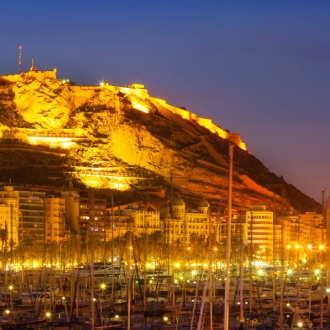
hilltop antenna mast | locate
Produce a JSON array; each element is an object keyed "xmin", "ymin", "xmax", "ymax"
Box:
[{"xmin": 18, "ymin": 45, "xmax": 22, "ymax": 73}]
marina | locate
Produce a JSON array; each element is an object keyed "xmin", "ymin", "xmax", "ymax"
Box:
[{"xmin": 0, "ymin": 264, "xmax": 330, "ymax": 330}]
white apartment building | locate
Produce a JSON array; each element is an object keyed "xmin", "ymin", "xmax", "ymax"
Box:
[{"xmin": 246, "ymin": 205, "xmax": 273, "ymax": 252}]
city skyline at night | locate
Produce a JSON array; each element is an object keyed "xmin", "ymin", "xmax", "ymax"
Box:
[{"xmin": 1, "ymin": 1, "xmax": 330, "ymax": 202}]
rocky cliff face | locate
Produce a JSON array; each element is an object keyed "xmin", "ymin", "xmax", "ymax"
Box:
[{"xmin": 0, "ymin": 72, "xmax": 321, "ymax": 214}]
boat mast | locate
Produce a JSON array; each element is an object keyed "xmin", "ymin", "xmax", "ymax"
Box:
[
  {"xmin": 127, "ymin": 228, "xmax": 132, "ymax": 330},
  {"xmin": 239, "ymin": 209, "xmax": 244, "ymax": 327},
  {"xmin": 111, "ymin": 195, "xmax": 115, "ymax": 302},
  {"xmin": 224, "ymin": 142, "xmax": 234, "ymax": 329},
  {"xmin": 208, "ymin": 212, "xmax": 214, "ymax": 330}
]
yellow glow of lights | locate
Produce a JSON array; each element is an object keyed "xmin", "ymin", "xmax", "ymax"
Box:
[
  {"xmin": 100, "ymin": 283, "xmax": 106, "ymax": 290},
  {"xmin": 131, "ymin": 101, "xmax": 149, "ymax": 113},
  {"xmin": 319, "ymin": 245, "xmax": 325, "ymax": 250},
  {"xmin": 27, "ymin": 137, "xmax": 76, "ymax": 149}
]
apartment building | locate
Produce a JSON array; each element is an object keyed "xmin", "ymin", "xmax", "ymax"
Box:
[
  {"xmin": 246, "ymin": 205, "xmax": 273, "ymax": 252},
  {"xmin": 45, "ymin": 196, "xmax": 66, "ymax": 243}
]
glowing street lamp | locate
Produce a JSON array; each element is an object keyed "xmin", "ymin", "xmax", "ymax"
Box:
[
  {"xmin": 8, "ymin": 285, "xmax": 13, "ymax": 311},
  {"xmin": 45, "ymin": 311, "xmax": 51, "ymax": 322}
]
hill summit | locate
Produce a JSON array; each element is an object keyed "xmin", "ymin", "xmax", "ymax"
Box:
[{"xmin": 0, "ymin": 68, "xmax": 320, "ymax": 214}]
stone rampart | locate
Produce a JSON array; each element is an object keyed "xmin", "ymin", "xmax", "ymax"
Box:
[
  {"xmin": 152, "ymin": 97, "xmax": 246, "ymax": 150},
  {"xmin": 1, "ymin": 69, "xmax": 57, "ymax": 83}
]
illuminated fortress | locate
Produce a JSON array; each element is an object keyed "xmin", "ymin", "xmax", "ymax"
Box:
[
  {"xmin": 0, "ymin": 66, "xmax": 247, "ymax": 192},
  {"xmin": 2, "ymin": 68, "xmax": 246, "ymax": 151}
]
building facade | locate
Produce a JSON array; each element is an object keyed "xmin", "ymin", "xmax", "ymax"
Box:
[
  {"xmin": 246, "ymin": 205, "xmax": 273, "ymax": 253},
  {"xmin": 163, "ymin": 197, "xmax": 210, "ymax": 244},
  {"xmin": 45, "ymin": 196, "xmax": 66, "ymax": 243}
]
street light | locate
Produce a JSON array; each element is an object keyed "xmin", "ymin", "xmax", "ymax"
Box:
[
  {"xmin": 45, "ymin": 311, "xmax": 51, "ymax": 322},
  {"xmin": 100, "ymin": 283, "xmax": 106, "ymax": 325},
  {"xmin": 100, "ymin": 283, "xmax": 106, "ymax": 295},
  {"xmin": 8, "ymin": 285, "xmax": 13, "ymax": 311}
]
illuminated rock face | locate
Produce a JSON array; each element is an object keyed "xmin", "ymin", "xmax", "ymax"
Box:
[
  {"xmin": 0, "ymin": 71, "xmax": 321, "ymax": 213},
  {"xmin": 13, "ymin": 74, "xmax": 72, "ymax": 129}
]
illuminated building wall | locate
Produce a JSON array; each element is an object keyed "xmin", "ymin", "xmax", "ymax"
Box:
[
  {"xmin": 78, "ymin": 196, "xmax": 107, "ymax": 240},
  {"xmin": 0, "ymin": 186, "xmax": 66, "ymax": 246},
  {"xmin": 45, "ymin": 196, "xmax": 66, "ymax": 243},
  {"xmin": 0, "ymin": 186, "xmax": 46, "ymax": 244},
  {"xmin": 218, "ymin": 216, "xmax": 246, "ymax": 246},
  {"xmin": 61, "ymin": 191, "xmax": 80, "ymax": 234},
  {"xmin": 109, "ymin": 216, "xmax": 133, "ymax": 239},
  {"xmin": 18, "ymin": 190, "xmax": 46, "ymax": 244},
  {"xmin": 0, "ymin": 200, "xmax": 19, "ymax": 248},
  {"xmin": 279, "ymin": 212, "xmax": 325, "ymax": 265},
  {"xmin": 163, "ymin": 197, "xmax": 210, "ymax": 244},
  {"xmin": 107, "ymin": 204, "xmax": 161, "ymax": 239},
  {"xmin": 122, "ymin": 208, "xmax": 161, "ymax": 236},
  {"xmin": 246, "ymin": 205, "xmax": 273, "ymax": 252},
  {"xmin": 299, "ymin": 212, "xmax": 324, "ymax": 245},
  {"xmin": 0, "ymin": 187, "xmax": 20, "ymax": 249}
]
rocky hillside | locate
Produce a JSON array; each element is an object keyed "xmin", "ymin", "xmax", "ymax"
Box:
[{"xmin": 0, "ymin": 71, "xmax": 321, "ymax": 214}]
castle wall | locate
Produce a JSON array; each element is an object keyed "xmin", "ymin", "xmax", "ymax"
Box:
[
  {"xmin": 28, "ymin": 68, "xmax": 57, "ymax": 80},
  {"xmin": 152, "ymin": 97, "xmax": 247, "ymax": 150},
  {"xmin": 1, "ymin": 69, "xmax": 57, "ymax": 83},
  {"xmin": 1, "ymin": 74, "xmax": 21, "ymax": 83},
  {"xmin": 1, "ymin": 70, "xmax": 247, "ymax": 150}
]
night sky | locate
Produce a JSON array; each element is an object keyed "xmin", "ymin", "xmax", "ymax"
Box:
[{"xmin": 1, "ymin": 1, "xmax": 330, "ymax": 203}]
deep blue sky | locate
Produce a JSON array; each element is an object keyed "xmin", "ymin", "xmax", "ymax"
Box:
[{"xmin": 1, "ymin": 1, "xmax": 330, "ymax": 203}]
